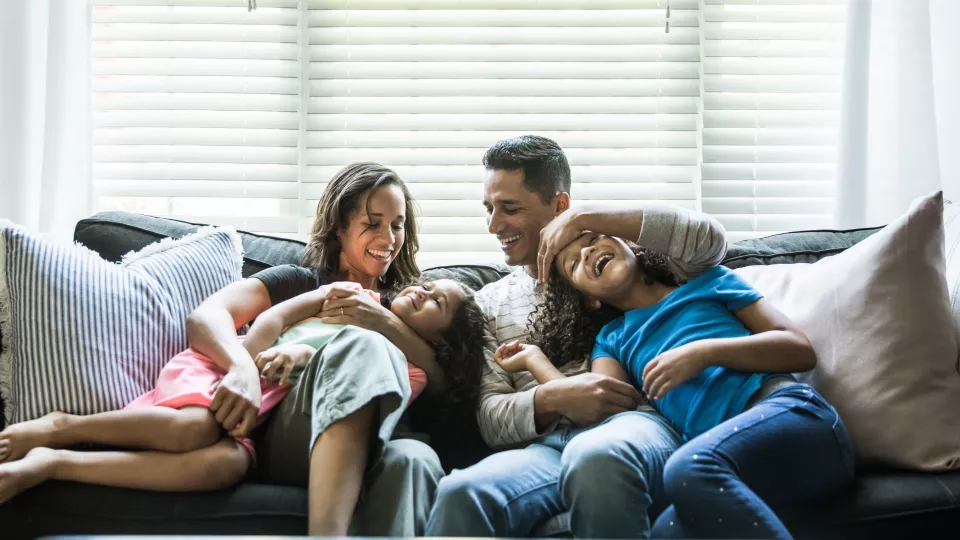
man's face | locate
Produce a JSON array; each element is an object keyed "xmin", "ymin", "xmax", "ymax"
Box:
[{"xmin": 483, "ymin": 168, "xmax": 559, "ymax": 269}]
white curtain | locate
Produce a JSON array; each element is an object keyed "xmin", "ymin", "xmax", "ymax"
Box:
[
  {"xmin": 0, "ymin": 0, "xmax": 92, "ymax": 239},
  {"xmin": 836, "ymin": 0, "xmax": 960, "ymax": 228}
]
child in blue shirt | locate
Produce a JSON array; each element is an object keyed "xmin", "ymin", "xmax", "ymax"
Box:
[{"xmin": 495, "ymin": 232, "xmax": 855, "ymax": 539}]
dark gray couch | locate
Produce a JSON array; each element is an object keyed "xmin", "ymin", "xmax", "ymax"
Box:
[{"xmin": 3, "ymin": 211, "xmax": 960, "ymax": 538}]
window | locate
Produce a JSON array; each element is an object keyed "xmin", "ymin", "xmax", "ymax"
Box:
[
  {"xmin": 92, "ymin": 0, "xmax": 845, "ymax": 265},
  {"xmin": 700, "ymin": 0, "xmax": 845, "ymax": 242}
]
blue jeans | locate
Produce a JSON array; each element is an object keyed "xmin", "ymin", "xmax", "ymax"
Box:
[
  {"xmin": 651, "ymin": 384, "xmax": 856, "ymax": 539},
  {"xmin": 425, "ymin": 410, "xmax": 682, "ymax": 538}
]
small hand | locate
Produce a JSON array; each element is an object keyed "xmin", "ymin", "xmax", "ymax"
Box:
[
  {"xmin": 210, "ymin": 365, "xmax": 262, "ymax": 439},
  {"xmin": 317, "ymin": 285, "xmax": 395, "ymax": 334},
  {"xmin": 642, "ymin": 342, "xmax": 709, "ymax": 400},
  {"xmin": 538, "ymin": 208, "xmax": 583, "ymax": 283},
  {"xmin": 255, "ymin": 343, "xmax": 316, "ymax": 386},
  {"xmin": 494, "ymin": 341, "xmax": 546, "ymax": 373}
]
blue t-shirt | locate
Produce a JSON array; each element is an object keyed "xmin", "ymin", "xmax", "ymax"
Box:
[{"xmin": 591, "ymin": 265, "xmax": 769, "ymax": 440}]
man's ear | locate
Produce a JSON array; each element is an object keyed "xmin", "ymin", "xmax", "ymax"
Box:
[{"xmin": 553, "ymin": 192, "xmax": 570, "ymax": 216}]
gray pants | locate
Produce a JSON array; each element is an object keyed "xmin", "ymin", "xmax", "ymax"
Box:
[{"xmin": 256, "ymin": 326, "xmax": 444, "ymax": 536}]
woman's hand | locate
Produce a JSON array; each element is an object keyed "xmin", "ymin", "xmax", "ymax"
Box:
[
  {"xmin": 317, "ymin": 285, "xmax": 397, "ymax": 334},
  {"xmin": 642, "ymin": 342, "xmax": 709, "ymax": 400},
  {"xmin": 210, "ymin": 364, "xmax": 262, "ymax": 438},
  {"xmin": 495, "ymin": 341, "xmax": 548, "ymax": 373},
  {"xmin": 255, "ymin": 343, "xmax": 316, "ymax": 385},
  {"xmin": 538, "ymin": 208, "xmax": 584, "ymax": 283}
]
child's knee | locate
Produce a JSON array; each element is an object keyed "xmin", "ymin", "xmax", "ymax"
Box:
[{"xmin": 171, "ymin": 407, "xmax": 222, "ymax": 453}]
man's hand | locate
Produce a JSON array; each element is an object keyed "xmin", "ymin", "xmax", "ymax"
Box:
[
  {"xmin": 210, "ymin": 365, "xmax": 262, "ymax": 438},
  {"xmin": 642, "ymin": 342, "xmax": 709, "ymax": 400},
  {"xmin": 538, "ymin": 372, "xmax": 644, "ymax": 428},
  {"xmin": 495, "ymin": 341, "xmax": 547, "ymax": 373},
  {"xmin": 538, "ymin": 208, "xmax": 584, "ymax": 283}
]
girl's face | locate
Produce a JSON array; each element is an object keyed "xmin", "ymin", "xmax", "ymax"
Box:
[
  {"xmin": 556, "ymin": 232, "xmax": 637, "ymax": 303},
  {"xmin": 391, "ymin": 279, "xmax": 466, "ymax": 342},
  {"xmin": 337, "ymin": 184, "xmax": 406, "ymax": 288}
]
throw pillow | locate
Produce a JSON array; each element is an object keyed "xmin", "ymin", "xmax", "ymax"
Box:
[
  {"xmin": 734, "ymin": 191, "xmax": 960, "ymax": 471},
  {"xmin": 0, "ymin": 223, "xmax": 242, "ymax": 426}
]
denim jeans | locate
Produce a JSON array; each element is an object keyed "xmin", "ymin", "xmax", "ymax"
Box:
[
  {"xmin": 651, "ymin": 384, "xmax": 856, "ymax": 539},
  {"xmin": 425, "ymin": 410, "xmax": 682, "ymax": 538}
]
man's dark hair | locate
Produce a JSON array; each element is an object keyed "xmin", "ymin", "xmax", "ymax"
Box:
[{"xmin": 482, "ymin": 135, "xmax": 571, "ymax": 204}]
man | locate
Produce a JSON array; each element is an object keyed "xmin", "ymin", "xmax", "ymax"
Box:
[{"xmin": 425, "ymin": 135, "xmax": 728, "ymax": 538}]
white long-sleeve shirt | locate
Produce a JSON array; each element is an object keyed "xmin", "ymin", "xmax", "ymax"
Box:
[{"xmin": 475, "ymin": 206, "xmax": 729, "ymax": 449}]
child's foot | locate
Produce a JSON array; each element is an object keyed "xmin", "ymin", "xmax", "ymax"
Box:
[
  {"xmin": 0, "ymin": 412, "xmax": 69, "ymax": 463},
  {"xmin": 0, "ymin": 448, "xmax": 57, "ymax": 503}
]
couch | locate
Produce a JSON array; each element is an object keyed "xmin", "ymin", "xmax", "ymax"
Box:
[{"xmin": 3, "ymin": 211, "xmax": 960, "ymax": 539}]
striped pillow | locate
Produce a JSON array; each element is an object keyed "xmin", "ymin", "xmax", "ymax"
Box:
[{"xmin": 0, "ymin": 223, "xmax": 242, "ymax": 426}]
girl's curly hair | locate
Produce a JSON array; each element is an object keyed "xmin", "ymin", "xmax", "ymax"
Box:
[
  {"xmin": 381, "ymin": 278, "xmax": 486, "ymax": 410},
  {"xmin": 531, "ymin": 242, "xmax": 679, "ymax": 368}
]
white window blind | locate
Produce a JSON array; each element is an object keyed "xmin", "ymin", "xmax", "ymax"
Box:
[
  {"xmin": 92, "ymin": 1, "xmax": 848, "ymax": 265},
  {"xmin": 91, "ymin": 0, "xmax": 302, "ymax": 234},
  {"xmin": 306, "ymin": 0, "xmax": 701, "ymax": 268},
  {"xmin": 700, "ymin": 0, "xmax": 845, "ymax": 242}
]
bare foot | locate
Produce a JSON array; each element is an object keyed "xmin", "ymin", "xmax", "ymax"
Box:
[
  {"xmin": 0, "ymin": 412, "xmax": 70, "ymax": 463},
  {"xmin": 0, "ymin": 447, "xmax": 58, "ymax": 503}
]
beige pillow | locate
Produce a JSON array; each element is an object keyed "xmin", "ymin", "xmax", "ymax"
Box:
[{"xmin": 734, "ymin": 191, "xmax": 960, "ymax": 471}]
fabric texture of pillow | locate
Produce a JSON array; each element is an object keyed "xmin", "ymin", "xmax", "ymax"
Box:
[
  {"xmin": 0, "ymin": 223, "xmax": 243, "ymax": 425},
  {"xmin": 733, "ymin": 191, "xmax": 960, "ymax": 471}
]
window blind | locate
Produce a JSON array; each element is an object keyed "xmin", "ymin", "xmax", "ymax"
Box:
[
  {"xmin": 306, "ymin": 0, "xmax": 701, "ymax": 268},
  {"xmin": 699, "ymin": 0, "xmax": 845, "ymax": 242},
  {"xmin": 91, "ymin": 0, "xmax": 302, "ymax": 234}
]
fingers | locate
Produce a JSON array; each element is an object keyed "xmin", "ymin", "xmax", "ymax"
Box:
[
  {"xmin": 210, "ymin": 385, "xmax": 227, "ymax": 412},
  {"xmin": 214, "ymin": 393, "xmax": 237, "ymax": 424},
  {"xmin": 322, "ymin": 286, "xmax": 360, "ymax": 299},
  {"xmin": 600, "ymin": 376, "xmax": 645, "ymax": 403},
  {"xmin": 222, "ymin": 401, "xmax": 246, "ymax": 432},
  {"xmin": 279, "ymin": 360, "xmax": 295, "ymax": 386},
  {"xmin": 264, "ymin": 358, "xmax": 283, "ymax": 381},
  {"xmin": 255, "ymin": 350, "xmax": 275, "ymax": 372},
  {"xmin": 319, "ymin": 315, "xmax": 347, "ymax": 325},
  {"xmin": 599, "ymin": 389, "xmax": 639, "ymax": 411},
  {"xmin": 230, "ymin": 408, "xmax": 257, "ymax": 438},
  {"xmin": 645, "ymin": 370, "xmax": 667, "ymax": 401}
]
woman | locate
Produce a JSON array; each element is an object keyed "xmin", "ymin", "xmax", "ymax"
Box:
[{"xmin": 182, "ymin": 163, "xmax": 462, "ymax": 536}]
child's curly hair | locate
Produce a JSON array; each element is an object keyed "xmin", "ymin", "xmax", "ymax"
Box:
[
  {"xmin": 531, "ymin": 242, "xmax": 678, "ymax": 368},
  {"xmin": 381, "ymin": 278, "xmax": 486, "ymax": 410}
]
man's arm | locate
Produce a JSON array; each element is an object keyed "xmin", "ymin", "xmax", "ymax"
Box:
[
  {"xmin": 578, "ymin": 205, "xmax": 727, "ymax": 280},
  {"xmin": 539, "ymin": 205, "xmax": 728, "ymax": 282}
]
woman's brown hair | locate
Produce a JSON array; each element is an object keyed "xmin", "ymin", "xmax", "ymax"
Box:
[{"xmin": 301, "ymin": 163, "xmax": 421, "ymax": 290}]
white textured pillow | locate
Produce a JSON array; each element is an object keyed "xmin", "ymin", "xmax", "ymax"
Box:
[{"xmin": 0, "ymin": 223, "xmax": 242, "ymax": 425}]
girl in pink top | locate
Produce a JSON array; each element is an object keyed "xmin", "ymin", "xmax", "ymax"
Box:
[{"xmin": 0, "ymin": 277, "xmax": 484, "ymax": 505}]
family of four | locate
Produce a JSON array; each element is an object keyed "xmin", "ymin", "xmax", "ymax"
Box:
[{"xmin": 0, "ymin": 136, "xmax": 855, "ymax": 538}]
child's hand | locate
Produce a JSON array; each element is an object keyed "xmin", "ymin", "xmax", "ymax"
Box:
[
  {"xmin": 255, "ymin": 343, "xmax": 316, "ymax": 385},
  {"xmin": 495, "ymin": 341, "xmax": 546, "ymax": 373},
  {"xmin": 642, "ymin": 342, "xmax": 709, "ymax": 400}
]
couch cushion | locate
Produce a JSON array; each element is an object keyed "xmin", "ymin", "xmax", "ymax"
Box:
[
  {"xmin": 75, "ymin": 212, "xmax": 307, "ymax": 278},
  {"xmin": 723, "ymin": 226, "xmax": 882, "ymax": 269},
  {"xmin": 1, "ymin": 480, "xmax": 307, "ymax": 539}
]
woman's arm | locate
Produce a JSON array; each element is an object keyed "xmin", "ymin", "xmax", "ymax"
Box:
[
  {"xmin": 186, "ymin": 278, "xmax": 272, "ymax": 373},
  {"xmin": 591, "ymin": 357, "xmax": 632, "ymax": 384},
  {"xmin": 696, "ymin": 298, "xmax": 816, "ymax": 374},
  {"xmin": 186, "ymin": 277, "xmax": 274, "ymax": 436}
]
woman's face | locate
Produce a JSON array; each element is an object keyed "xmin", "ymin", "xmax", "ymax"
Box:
[
  {"xmin": 556, "ymin": 232, "xmax": 637, "ymax": 303},
  {"xmin": 337, "ymin": 184, "xmax": 406, "ymax": 287},
  {"xmin": 391, "ymin": 279, "xmax": 466, "ymax": 343}
]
